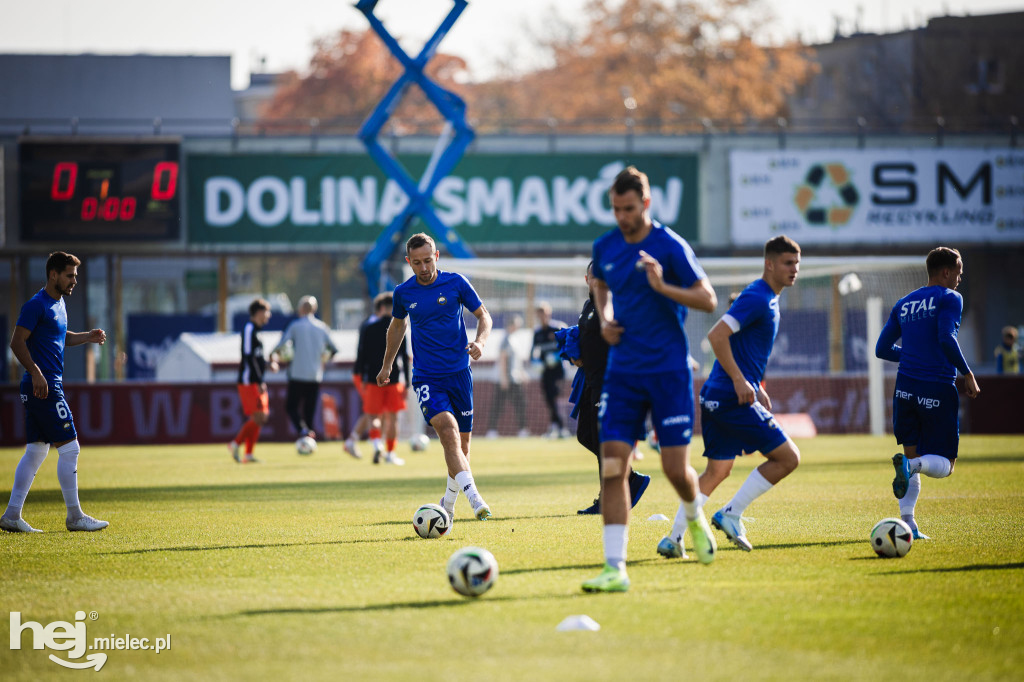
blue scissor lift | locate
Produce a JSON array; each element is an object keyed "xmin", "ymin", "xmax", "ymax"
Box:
[{"xmin": 355, "ymin": 0, "xmax": 476, "ymax": 295}]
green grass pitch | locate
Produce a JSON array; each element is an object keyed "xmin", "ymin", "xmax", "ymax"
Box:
[{"xmin": 2, "ymin": 435, "xmax": 1022, "ymax": 681}]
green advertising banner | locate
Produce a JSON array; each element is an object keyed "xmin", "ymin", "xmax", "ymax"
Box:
[{"xmin": 186, "ymin": 153, "xmax": 698, "ymax": 246}]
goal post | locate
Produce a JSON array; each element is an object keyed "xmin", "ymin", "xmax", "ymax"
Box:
[
  {"xmin": 451, "ymin": 255, "xmax": 922, "ymax": 437},
  {"xmin": 866, "ymin": 296, "xmax": 886, "ymax": 436}
]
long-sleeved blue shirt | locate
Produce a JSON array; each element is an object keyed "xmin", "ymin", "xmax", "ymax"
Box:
[{"xmin": 875, "ymin": 285, "xmax": 971, "ymax": 384}]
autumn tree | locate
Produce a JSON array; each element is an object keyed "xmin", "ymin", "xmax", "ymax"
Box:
[
  {"xmin": 261, "ymin": 28, "xmax": 471, "ymax": 133},
  {"xmin": 261, "ymin": 0, "xmax": 814, "ymax": 133},
  {"xmin": 472, "ymin": 0, "xmax": 815, "ymax": 130}
]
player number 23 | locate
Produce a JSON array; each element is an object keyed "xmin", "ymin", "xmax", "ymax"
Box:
[{"xmin": 415, "ymin": 385, "xmax": 431, "ymax": 405}]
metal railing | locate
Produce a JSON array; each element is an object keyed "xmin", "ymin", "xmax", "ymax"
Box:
[{"xmin": 1, "ymin": 113, "xmax": 1019, "ymax": 145}]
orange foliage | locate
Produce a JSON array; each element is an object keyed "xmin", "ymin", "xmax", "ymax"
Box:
[
  {"xmin": 261, "ymin": 29, "xmax": 471, "ymax": 132},
  {"xmin": 477, "ymin": 0, "xmax": 815, "ymax": 129},
  {"xmin": 260, "ymin": 0, "xmax": 814, "ymax": 132}
]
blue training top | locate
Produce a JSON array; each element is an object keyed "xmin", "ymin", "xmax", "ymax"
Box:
[
  {"xmin": 875, "ymin": 285, "xmax": 970, "ymax": 384},
  {"xmin": 703, "ymin": 278, "xmax": 780, "ymax": 394},
  {"xmin": 591, "ymin": 221, "xmax": 707, "ymax": 374},
  {"xmin": 16, "ymin": 288, "xmax": 68, "ymax": 385},
  {"xmin": 392, "ymin": 270, "xmax": 483, "ymax": 380}
]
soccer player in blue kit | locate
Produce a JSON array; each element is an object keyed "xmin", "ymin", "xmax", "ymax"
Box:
[
  {"xmin": 664, "ymin": 236, "xmax": 803, "ymax": 554},
  {"xmin": 582, "ymin": 166, "xmax": 718, "ymax": 593},
  {"xmin": 875, "ymin": 246, "xmax": 980, "ymax": 540},
  {"xmin": 377, "ymin": 233, "xmax": 493, "ymax": 522},
  {"xmin": 1, "ymin": 252, "xmax": 109, "ymax": 533}
]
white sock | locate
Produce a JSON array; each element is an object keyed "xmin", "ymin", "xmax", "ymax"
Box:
[
  {"xmin": 57, "ymin": 440, "xmax": 83, "ymax": 519},
  {"xmin": 4, "ymin": 443, "xmax": 50, "ymax": 518},
  {"xmin": 912, "ymin": 455, "xmax": 952, "ymax": 478},
  {"xmin": 668, "ymin": 495, "xmax": 703, "ymax": 542},
  {"xmin": 898, "ymin": 472, "xmax": 921, "ymax": 520},
  {"xmin": 669, "ymin": 504, "xmax": 688, "ymax": 543},
  {"xmin": 442, "ymin": 476, "xmax": 459, "ymax": 512},
  {"xmin": 603, "ymin": 524, "xmax": 628, "ymax": 568},
  {"xmin": 723, "ymin": 468, "xmax": 773, "ymax": 517},
  {"xmin": 454, "ymin": 470, "xmax": 483, "ymax": 506}
]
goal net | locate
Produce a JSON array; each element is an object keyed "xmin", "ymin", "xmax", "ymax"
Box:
[{"xmin": 452, "ymin": 255, "xmax": 924, "ymax": 437}]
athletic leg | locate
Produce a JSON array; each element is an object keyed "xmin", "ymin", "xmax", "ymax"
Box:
[
  {"xmin": 1, "ymin": 442, "xmax": 49, "ymax": 532},
  {"xmin": 285, "ymin": 381, "xmax": 303, "ymax": 435},
  {"xmin": 300, "ymin": 381, "xmax": 320, "ymax": 436},
  {"xmin": 581, "ymin": 439, "xmax": 633, "ymax": 592},
  {"xmin": 55, "ymin": 438, "xmax": 108, "ymax": 531}
]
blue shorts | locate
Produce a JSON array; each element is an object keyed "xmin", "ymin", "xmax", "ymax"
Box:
[
  {"xmin": 20, "ymin": 381, "xmax": 78, "ymax": 444},
  {"xmin": 600, "ymin": 369, "xmax": 694, "ymax": 447},
  {"xmin": 699, "ymin": 388, "xmax": 788, "ymax": 460},
  {"xmin": 892, "ymin": 374, "xmax": 960, "ymax": 459},
  {"xmin": 413, "ymin": 367, "xmax": 474, "ymax": 433}
]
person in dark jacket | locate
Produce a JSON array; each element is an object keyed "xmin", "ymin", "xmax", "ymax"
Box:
[
  {"xmin": 230, "ymin": 298, "xmax": 278, "ymax": 463},
  {"xmin": 573, "ymin": 262, "xmax": 650, "ymax": 515}
]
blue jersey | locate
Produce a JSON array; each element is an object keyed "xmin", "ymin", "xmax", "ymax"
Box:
[
  {"xmin": 591, "ymin": 222, "xmax": 706, "ymax": 374},
  {"xmin": 875, "ymin": 285, "xmax": 970, "ymax": 384},
  {"xmin": 392, "ymin": 270, "xmax": 483, "ymax": 380},
  {"xmin": 16, "ymin": 288, "xmax": 67, "ymax": 385},
  {"xmin": 703, "ymin": 278, "xmax": 780, "ymax": 395}
]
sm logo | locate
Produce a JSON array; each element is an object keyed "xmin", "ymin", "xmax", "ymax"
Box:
[{"xmin": 871, "ymin": 162, "xmax": 992, "ymax": 205}]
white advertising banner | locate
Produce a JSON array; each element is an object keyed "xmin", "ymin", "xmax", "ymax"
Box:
[{"xmin": 730, "ymin": 148, "xmax": 1024, "ymax": 245}]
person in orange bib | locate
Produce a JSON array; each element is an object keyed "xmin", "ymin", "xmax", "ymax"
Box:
[
  {"xmin": 359, "ymin": 292, "xmax": 410, "ymax": 464},
  {"xmin": 230, "ymin": 298, "xmax": 278, "ymax": 463}
]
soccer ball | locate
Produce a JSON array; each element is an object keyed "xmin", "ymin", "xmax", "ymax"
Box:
[
  {"xmin": 446, "ymin": 546, "xmax": 498, "ymax": 598},
  {"xmin": 413, "ymin": 503, "xmax": 451, "ymax": 539},
  {"xmin": 295, "ymin": 436, "xmax": 317, "ymax": 455},
  {"xmin": 410, "ymin": 433, "xmax": 430, "ymax": 452},
  {"xmin": 870, "ymin": 517, "xmax": 913, "ymax": 558}
]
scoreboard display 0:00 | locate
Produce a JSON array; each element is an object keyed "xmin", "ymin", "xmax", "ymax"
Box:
[{"xmin": 19, "ymin": 139, "xmax": 182, "ymax": 242}]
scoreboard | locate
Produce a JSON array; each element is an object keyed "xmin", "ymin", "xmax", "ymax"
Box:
[{"xmin": 19, "ymin": 139, "xmax": 181, "ymax": 241}]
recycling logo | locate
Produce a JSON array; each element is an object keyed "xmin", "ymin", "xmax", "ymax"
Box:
[{"xmin": 793, "ymin": 163, "xmax": 859, "ymax": 227}]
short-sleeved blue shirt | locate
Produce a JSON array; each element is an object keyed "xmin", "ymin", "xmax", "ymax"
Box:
[
  {"xmin": 703, "ymin": 278, "xmax": 780, "ymax": 394},
  {"xmin": 877, "ymin": 285, "xmax": 967, "ymax": 384},
  {"xmin": 591, "ymin": 222, "xmax": 707, "ymax": 374},
  {"xmin": 392, "ymin": 270, "xmax": 483, "ymax": 380},
  {"xmin": 16, "ymin": 288, "xmax": 67, "ymax": 384}
]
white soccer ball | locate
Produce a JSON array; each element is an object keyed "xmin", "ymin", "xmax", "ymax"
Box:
[
  {"xmin": 295, "ymin": 436, "xmax": 317, "ymax": 455},
  {"xmin": 413, "ymin": 503, "xmax": 451, "ymax": 539},
  {"xmin": 870, "ymin": 517, "xmax": 913, "ymax": 558},
  {"xmin": 446, "ymin": 546, "xmax": 498, "ymax": 597},
  {"xmin": 410, "ymin": 433, "xmax": 430, "ymax": 452}
]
